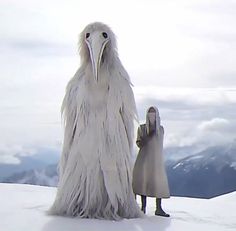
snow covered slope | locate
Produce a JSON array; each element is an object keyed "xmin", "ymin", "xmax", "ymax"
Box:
[{"xmin": 0, "ymin": 184, "xmax": 235, "ymax": 231}]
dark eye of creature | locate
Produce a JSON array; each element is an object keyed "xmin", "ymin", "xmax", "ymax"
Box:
[
  {"xmin": 102, "ymin": 32, "xmax": 108, "ymax": 38},
  {"xmin": 86, "ymin": 33, "xmax": 90, "ymax": 39}
]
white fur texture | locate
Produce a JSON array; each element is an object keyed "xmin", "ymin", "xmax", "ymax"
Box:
[{"xmin": 49, "ymin": 22, "xmax": 143, "ymax": 220}]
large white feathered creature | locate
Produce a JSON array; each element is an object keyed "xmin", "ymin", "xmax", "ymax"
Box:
[{"xmin": 49, "ymin": 22, "xmax": 143, "ymax": 220}]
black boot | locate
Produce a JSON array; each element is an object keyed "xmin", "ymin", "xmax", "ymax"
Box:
[
  {"xmin": 141, "ymin": 195, "xmax": 146, "ymax": 214},
  {"xmin": 155, "ymin": 198, "xmax": 170, "ymax": 217}
]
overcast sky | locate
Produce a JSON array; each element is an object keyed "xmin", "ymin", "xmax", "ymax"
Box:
[{"xmin": 0, "ymin": 0, "xmax": 236, "ymax": 164}]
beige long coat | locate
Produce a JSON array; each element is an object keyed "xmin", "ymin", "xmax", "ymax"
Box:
[{"xmin": 132, "ymin": 124, "xmax": 170, "ymax": 198}]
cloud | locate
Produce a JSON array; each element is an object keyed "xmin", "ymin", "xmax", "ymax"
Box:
[
  {"xmin": 194, "ymin": 119, "xmax": 236, "ymax": 148},
  {"xmin": 1, "ymin": 38, "xmax": 74, "ymax": 57},
  {"xmin": 134, "ymin": 86, "xmax": 236, "ymax": 120},
  {"xmin": 162, "ymin": 118, "xmax": 236, "ymax": 148},
  {"xmin": 134, "ymin": 86, "xmax": 236, "ymax": 148},
  {"xmin": 198, "ymin": 118, "xmax": 231, "ymax": 132},
  {"xmin": 0, "ymin": 144, "xmax": 36, "ymax": 164},
  {"xmin": 0, "ymin": 143, "xmax": 61, "ymax": 165},
  {"xmin": 0, "ymin": 0, "xmax": 236, "ymax": 157}
]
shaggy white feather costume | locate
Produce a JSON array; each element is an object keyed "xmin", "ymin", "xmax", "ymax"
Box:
[{"xmin": 49, "ymin": 22, "xmax": 143, "ymax": 220}]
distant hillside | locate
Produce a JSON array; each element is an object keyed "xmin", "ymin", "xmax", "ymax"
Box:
[
  {"xmin": 3, "ymin": 164, "xmax": 58, "ymax": 187},
  {"xmin": 1, "ymin": 143, "xmax": 236, "ymax": 198},
  {"xmin": 0, "ymin": 147, "xmax": 59, "ymax": 181},
  {"xmin": 166, "ymin": 143, "xmax": 236, "ymax": 198}
]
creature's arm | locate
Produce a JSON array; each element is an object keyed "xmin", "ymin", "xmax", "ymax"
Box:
[
  {"xmin": 59, "ymin": 70, "xmax": 81, "ymax": 177},
  {"xmin": 119, "ymin": 79, "xmax": 138, "ymax": 152}
]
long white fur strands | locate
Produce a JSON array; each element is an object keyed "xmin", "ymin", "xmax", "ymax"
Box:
[{"xmin": 49, "ymin": 22, "xmax": 143, "ymax": 220}]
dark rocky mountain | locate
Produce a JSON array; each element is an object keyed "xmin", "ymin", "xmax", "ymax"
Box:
[{"xmin": 166, "ymin": 142, "xmax": 236, "ymax": 198}]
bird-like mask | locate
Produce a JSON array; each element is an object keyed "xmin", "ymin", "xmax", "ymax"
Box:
[
  {"xmin": 85, "ymin": 30, "xmax": 109, "ymax": 82},
  {"xmin": 80, "ymin": 22, "xmax": 116, "ymax": 82}
]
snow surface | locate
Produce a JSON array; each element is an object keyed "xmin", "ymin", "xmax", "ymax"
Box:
[{"xmin": 0, "ymin": 183, "xmax": 235, "ymax": 231}]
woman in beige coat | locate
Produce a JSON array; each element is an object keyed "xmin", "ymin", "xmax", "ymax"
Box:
[{"xmin": 132, "ymin": 106, "xmax": 170, "ymax": 217}]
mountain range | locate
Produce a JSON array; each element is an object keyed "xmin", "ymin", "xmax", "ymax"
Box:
[
  {"xmin": 166, "ymin": 142, "xmax": 236, "ymax": 198},
  {"xmin": 1, "ymin": 143, "xmax": 236, "ymax": 198}
]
